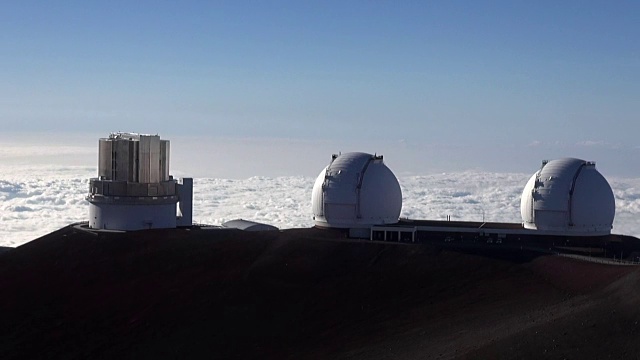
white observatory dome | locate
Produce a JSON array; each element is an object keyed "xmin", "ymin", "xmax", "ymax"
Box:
[
  {"xmin": 311, "ymin": 152, "xmax": 402, "ymax": 229},
  {"xmin": 520, "ymin": 158, "xmax": 615, "ymax": 235}
]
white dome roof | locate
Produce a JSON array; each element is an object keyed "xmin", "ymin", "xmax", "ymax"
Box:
[
  {"xmin": 311, "ymin": 152, "xmax": 402, "ymax": 228},
  {"xmin": 222, "ymin": 219, "xmax": 278, "ymax": 231},
  {"xmin": 520, "ymin": 158, "xmax": 615, "ymax": 235}
]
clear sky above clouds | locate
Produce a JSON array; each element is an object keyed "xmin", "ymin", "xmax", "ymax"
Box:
[{"xmin": 1, "ymin": 1, "xmax": 638, "ymax": 177}]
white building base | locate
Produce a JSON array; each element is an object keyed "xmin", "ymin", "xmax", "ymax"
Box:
[{"xmin": 89, "ymin": 201, "xmax": 177, "ymax": 231}]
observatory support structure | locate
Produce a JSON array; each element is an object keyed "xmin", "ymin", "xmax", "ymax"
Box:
[{"xmin": 176, "ymin": 177, "xmax": 193, "ymax": 227}]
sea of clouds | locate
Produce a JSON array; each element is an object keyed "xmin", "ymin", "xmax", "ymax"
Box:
[{"xmin": 1, "ymin": 165, "xmax": 639, "ymax": 248}]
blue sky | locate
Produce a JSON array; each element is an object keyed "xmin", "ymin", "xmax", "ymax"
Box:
[{"xmin": 1, "ymin": 1, "xmax": 638, "ymax": 177}]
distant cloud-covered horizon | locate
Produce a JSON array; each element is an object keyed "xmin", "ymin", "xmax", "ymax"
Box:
[{"xmin": 1, "ymin": 164, "xmax": 639, "ymax": 248}]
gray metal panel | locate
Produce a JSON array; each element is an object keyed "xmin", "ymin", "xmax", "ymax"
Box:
[
  {"xmin": 114, "ymin": 139, "xmax": 131, "ymax": 181},
  {"xmin": 160, "ymin": 140, "xmax": 170, "ymax": 182},
  {"xmin": 138, "ymin": 136, "xmax": 151, "ymax": 183},
  {"xmin": 128, "ymin": 140, "xmax": 136, "ymax": 182},
  {"xmin": 88, "ymin": 179, "xmax": 177, "ymax": 196},
  {"xmin": 109, "ymin": 181, "xmax": 127, "ymax": 195},
  {"xmin": 138, "ymin": 136, "xmax": 148, "ymax": 183},
  {"xmin": 98, "ymin": 139, "xmax": 112, "ymax": 180},
  {"xmin": 149, "ymin": 135, "xmax": 160, "ymax": 183},
  {"xmin": 132, "ymin": 139, "xmax": 138, "ymax": 182}
]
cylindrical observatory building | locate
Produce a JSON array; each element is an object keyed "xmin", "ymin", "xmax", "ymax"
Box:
[
  {"xmin": 520, "ymin": 158, "xmax": 615, "ymax": 236},
  {"xmin": 87, "ymin": 132, "xmax": 193, "ymax": 231},
  {"xmin": 311, "ymin": 152, "xmax": 402, "ymax": 237}
]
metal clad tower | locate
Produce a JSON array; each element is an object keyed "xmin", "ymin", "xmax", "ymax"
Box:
[
  {"xmin": 520, "ymin": 158, "xmax": 615, "ymax": 235},
  {"xmin": 87, "ymin": 132, "xmax": 193, "ymax": 231}
]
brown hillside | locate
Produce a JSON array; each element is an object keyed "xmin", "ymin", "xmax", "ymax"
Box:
[{"xmin": 0, "ymin": 226, "xmax": 638, "ymax": 359}]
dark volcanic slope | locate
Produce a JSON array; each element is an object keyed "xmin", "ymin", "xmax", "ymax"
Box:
[{"xmin": 1, "ymin": 226, "xmax": 639, "ymax": 359}]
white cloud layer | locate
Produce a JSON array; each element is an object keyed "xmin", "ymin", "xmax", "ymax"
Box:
[{"xmin": 1, "ymin": 165, "xmax": 639, "ymax": 247}]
